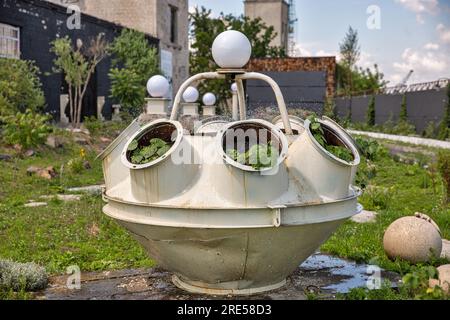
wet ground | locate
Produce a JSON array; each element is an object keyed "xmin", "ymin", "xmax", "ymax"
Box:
[{"xmin": 39, "ymin": 253, "xmax": 401, "ymax": 300}]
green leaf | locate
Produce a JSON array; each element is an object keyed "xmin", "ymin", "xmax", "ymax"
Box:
[
  {"xmin": 157, "ymin": 145, "xmax": 171, "ymax": 157},
  {"xmin": 128, "ymin": 140, "xmax": 139, "ymax": 151},
  {"xmin": 150, "ymin": 138, "xmax": 167, "ymax": 148}
]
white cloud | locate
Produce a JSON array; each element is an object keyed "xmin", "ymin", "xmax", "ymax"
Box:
[
  {"xmin": 395, "ymin": 0, "xmax": 439, "ymax": 24},
  {"xmin": 424, "ymin": 42, "xmax": 440, "ymax": 50},
  {"xmin": 389, "ymin": 47, "xmax": 450, "ymax": 84},
  {"xmin": 437, "ymin": 23, "xmax": 450, "ymax": 44},
  {"xmin": 395, "ymin": 0, "xmax": 439, "ymax": 14}
]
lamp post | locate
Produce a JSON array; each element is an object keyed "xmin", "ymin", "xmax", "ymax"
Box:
[{"xmin": 145, "ymin": 75, "xmax": 170, "ymax": 117}]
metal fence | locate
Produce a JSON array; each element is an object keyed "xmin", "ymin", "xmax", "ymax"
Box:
[{"xmin": 335, "ymin": 88, "xmax": 448, "ymax": 133}]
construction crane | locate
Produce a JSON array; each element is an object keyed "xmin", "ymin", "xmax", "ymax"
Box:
[
  {"xmin": 288, "ymin": 0, "xmax": 299, "ymax": 57},
  {"xmin": 398, "ymin": 70, "xmax": 414, "ymax": 87}
]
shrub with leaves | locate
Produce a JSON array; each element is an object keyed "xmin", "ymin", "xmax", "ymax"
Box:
[
  {"xmin": 360, "ymin": 185, "xmax": 393, "ymax": 210},
  {"xmin": 227, "ymin": 142, "xmax": 279, "ymax": 170},
  {"xmin": 1, "ymin": 109, "xmax": 52, "ymax": 149},
  {"xmin": 438, "ymin": 150, "xmax": 450, "ymax": 204},
  {"xmin": 438, "ymin": 83, "xmax": 450, "ymax": 141},
  {"xmin": 109, "ymin": 29, "xmax": 160, "ymax": 117},
  {"xmin": 355, "ymin": 137, "xmax": 386, "ymax": 161},
  {"xmin": 67, "ymin": 149, "xmax": 88, "ymax": 174},
  {"xmin": 341, "ymin": 266, "xmax": 447, "ymax": 300},
  {"xmin": 308, "ymin": 116, "xmax": 354, "ymax": 162},
  {"xmin": 366, "ymin": 95, "xmax": 375, "ymax": 126},
  {"xmin": 0, "ymin": 260, "xmax": 48, "ymax": 292},
  {"xmin": 128, "ymin": 138, "xmax": 172, "ymax": 165},
  {"xmin": 0, "ymin": 58, "xmax": 45, "ymax": 117}
]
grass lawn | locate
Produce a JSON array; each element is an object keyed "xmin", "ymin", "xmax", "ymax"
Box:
[
  {"xmin": 0, "ymin": 125, "xmax": 448, "ymax": 298},
  {"xmin": 0, "ymin": 125, "xmax": 154, "ymax": 275}
]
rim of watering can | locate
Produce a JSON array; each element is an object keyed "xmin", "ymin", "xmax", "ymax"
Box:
[
  {"xmin": 121, "ymin": 119, "xmax": 184, "ymax": 170},
  {"xmin": 272, "ymin": 115, "xmax": 305, "ymax": 135},
  {"xmin": 217, "ymin": 119, "xmax": 289, "ymax": 173},
  {"xmin": 304, "ymin": 119, "xmax": 361, "ymax": 168}
]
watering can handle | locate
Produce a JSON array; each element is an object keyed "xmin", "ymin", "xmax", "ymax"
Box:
[{"xmin": 170, "ymin": 71, "xmax": 293, "ymax": 135}]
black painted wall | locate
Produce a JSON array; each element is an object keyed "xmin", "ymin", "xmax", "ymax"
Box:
[
  {"xmin": 0, "ymin": 0, "xmax": 159, "ymax": 121},
  {"xmin": 246, "ymin": 71, "xmax": 327, "ymax": 114},
  {"xmin": 335, "ymin": 88, "xmax": 448, "ymax": 134}
]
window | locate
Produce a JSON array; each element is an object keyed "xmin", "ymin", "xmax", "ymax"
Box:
[
  {"xmin": 0, "ymin": 23, "xmax": 20, "ymax": 59},
  {"xmin": 170, "ymin": 6, "xmax": 178, "ymax": 44}
]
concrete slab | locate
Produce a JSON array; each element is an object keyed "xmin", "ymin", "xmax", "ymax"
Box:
[
  {"xmin": 39, "ymin": 253, "xmax": 400, "ymax": 300},
  {"xmin": 351, "ymin": 210, "xmax": 378, "ymax": 224}
]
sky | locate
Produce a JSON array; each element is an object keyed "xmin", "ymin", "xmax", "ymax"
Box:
[{"xmin": 189, "ymin": 0, "xmax": 450, "ymax": 86}]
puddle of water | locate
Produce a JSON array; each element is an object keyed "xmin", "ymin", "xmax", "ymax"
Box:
[{"xmin": 300, "ymin": 253, "xmax": 384, "ymax": 294}]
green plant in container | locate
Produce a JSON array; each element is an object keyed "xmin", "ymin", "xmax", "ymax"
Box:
[
  {"xmin": 128, "ymin": 138, "xmax": 173, "ymax": 165},
  {"xmin": 307, "ymin": 116, "xmax": 354, "ymax": 162}
]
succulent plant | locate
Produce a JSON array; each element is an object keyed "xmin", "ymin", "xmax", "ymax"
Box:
[
  {"xmin": 128, "ymin": 138, "xmax": 173, "ymax": 165},
  {"xmin": 308, "ymin": 116, "xmax": 354, "ymax": 162},
  {"xmin": 226, "ymin": 142, "xmax": 279, "ymax": 170}
]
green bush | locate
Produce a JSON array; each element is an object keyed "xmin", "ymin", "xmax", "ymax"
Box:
[
  {"xmin": 83, "ymin": 116, "xmax": 104, "ymax": 136},
  {"xmin": 438, "ymin": 84, "xmax": 450, "ymax": 141},
  {"xmin": 423, "ymin": 121, "xmax": 437, "ymax": 139},
  {"xmin": 0, "ymin": 58, "xmax": 45, "ymax": 117},
  {"xmin": 438, "ymin": 150, "xmax": 450, "ymax": 204},
  {"xmin": 1, "ymin": 109, "xmax": 52, "ymax": 149},
  {"xmin": 366, "ymin": 95, "xmax": 375, "ymax": 126},
  {"xmin": 400, "ymin": 94, "xmax": 408, "ymax": 122},
  {"xmin": 355, "ymin": 137, "xmax": 387, "ymax": 161},
  {"xmin": 341, "ymin": 266, "xmax": 447, "ymax": 300},
  {"xmin": 109, "ymin": 29, "xmax": 160, "ymax": 117},
  {"xmin": 0, "ymin": 260, "xmax": 48, "ymax": 292},
  {"xmin": 360, "ymin": 185, "xmax": 393, "ymax": 210}
]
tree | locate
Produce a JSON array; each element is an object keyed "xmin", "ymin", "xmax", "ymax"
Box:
[
  {"xmin": 189, "ymin": 7, "xmax": 286, "ymax": 112},
  {"xmin": 0, "ymin": 58, "xmax": 45, "ymax": 117},
  {"xmin": 438, "ymin": 83, "xmax": 450, "ymax": 140},
  {"xmin": 400, "ymin": 94, "xmax": 408, "ymax": 122},
  {"xmin": 339, "ymin": 26, "xmax": 360, "ymax": 70},
  {"xmin": 366, "ymin": 95, "xmax": 376, "ymax": 126},
  {"xmin": 339, "ymin": 26, "xmax": 361, "ymax": 120},
  {"xmin": 109, "ymin": 29, "xmax": 160, "ymax": 117},
  {"xmin": 51, "ymin": 34, "xmax": 108, "ymax": 128}
]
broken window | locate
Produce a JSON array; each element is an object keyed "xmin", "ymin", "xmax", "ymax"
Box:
[{"xmin": 0, "ymin": 23, "xmax": 20, "ymax": 59}]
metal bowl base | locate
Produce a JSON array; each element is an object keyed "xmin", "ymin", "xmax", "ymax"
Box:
[{"xmin": 172, "ymin": 275, "xmax": 287, "ymax": 296}]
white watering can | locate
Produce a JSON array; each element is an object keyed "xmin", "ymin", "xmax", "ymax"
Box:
[{"xmin": 99, "ymin": 31, "xmax": 362, "ymax": 295}]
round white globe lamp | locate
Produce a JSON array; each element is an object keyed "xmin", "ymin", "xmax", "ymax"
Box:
[
  {"xmin": 231, "ymin": 83, "xmax": 238, "ymax": 92},
  {"xmin": 147, "ymin": 75, "xmax": 170, "ymax": 98},
  {"xmin": 212, "ymin": 30, "xmax": 252, "ymax": 69},
  {"xmin": 183, "ymin": 86, "xmax": 199, "ymax": 103},
  {"xmin": 202, "ymin": 93, "xmax": 216, "ymax": 106}
]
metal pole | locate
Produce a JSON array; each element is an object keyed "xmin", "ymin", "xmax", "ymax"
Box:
[
  {"xmin": 170, "ymin": 72, "xmax": 226, "ymax": 121},
  {"xmin": 236, "ymin": 79, "xmax": 246, "ymax": 121},
  {"xmin": 231, "ymin": 91, "xmax": 239, "ymax": 121},
  {"xmin": 236, "ymin": 72, "xmax": 293, "ymax": 135}
]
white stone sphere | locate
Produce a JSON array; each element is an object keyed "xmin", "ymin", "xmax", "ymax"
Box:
[
  {"xmin": 429, "ymin": 265, "xmax": 450, "ymax": 294},
  {"xmin": 231, "ymin": 83, "xmax": 238, "ymax": 92},
  {"xmin": 147, "ymin": 75, "xmax": 170, "ymax": 98},
  {"xmin": 202, "ymin": 93, "xmax": 216, "ymax": 106},
  {"xmin": 383, "ymin": 215, "xmax": 442, "ymax": 263},
  {"xmin": 212, "ymin": 30, "xmax": 252, "ymax": 68},
  {"xmin": 182, "ymin": 86, "xmax": 199, "ymax": 103}
]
